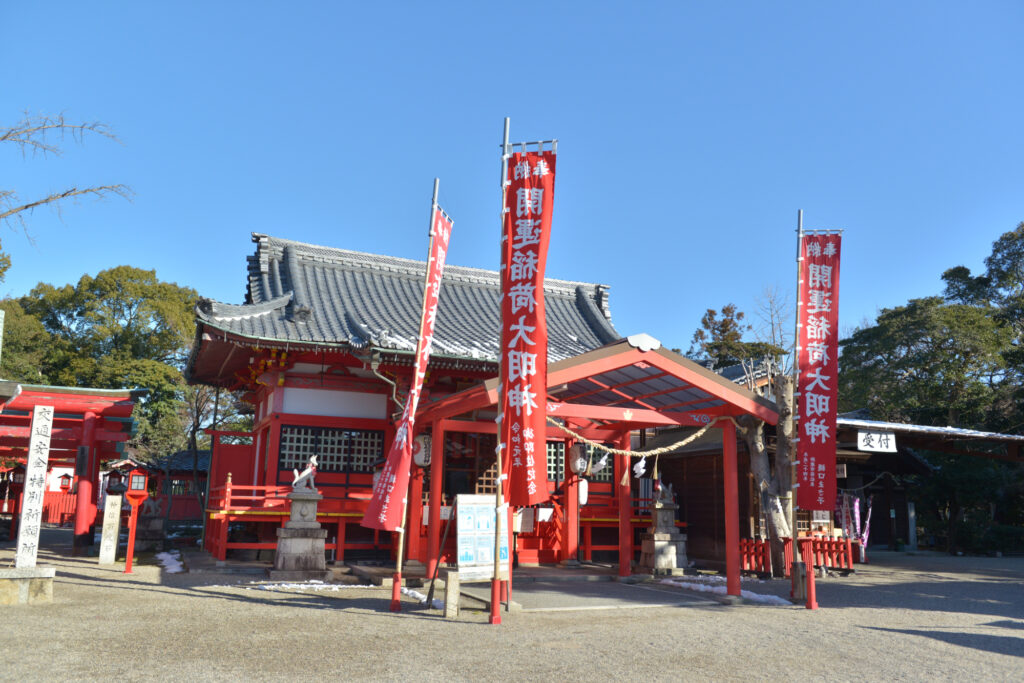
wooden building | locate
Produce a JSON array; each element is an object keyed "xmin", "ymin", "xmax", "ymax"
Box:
[{"xmin": 186, "ymin": 233, "xmax": 777, "ymax": 592}]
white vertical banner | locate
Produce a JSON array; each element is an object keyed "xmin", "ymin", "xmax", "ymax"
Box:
[{"xmin": 15, "ymin": 405, "xmax": 55, "ymax": 569}]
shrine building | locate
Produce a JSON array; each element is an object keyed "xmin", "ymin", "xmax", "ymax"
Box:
[{"xmin": 186, "ymin": 233, "xmax": 777, "ymax": 589}]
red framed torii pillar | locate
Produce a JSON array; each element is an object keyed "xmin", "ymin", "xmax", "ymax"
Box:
[{"xmin": 72, "ymin": 411, "xmax": 97, "ymax": 555}]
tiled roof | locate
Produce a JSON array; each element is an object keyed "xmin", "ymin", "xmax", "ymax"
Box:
[{"xmin": 194, "ymin": 233, "xmax": 619, "ymax": 364}]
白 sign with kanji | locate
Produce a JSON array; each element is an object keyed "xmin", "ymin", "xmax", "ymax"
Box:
[{"xmin": 15, "ymin": 405, "xmax": 55, "ymax": 568}]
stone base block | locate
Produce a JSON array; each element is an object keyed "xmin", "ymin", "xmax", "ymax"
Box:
[
  {"xmin": 0, "ymin": 567, "xmax": 56, "ymax": 606},
  {"xmin": 638, "ymin": 534, "xmax": 688, "ymax": 573},
  {"xmin": 267, "ymin": 569, "xmax": 333, "ymax": 582}
]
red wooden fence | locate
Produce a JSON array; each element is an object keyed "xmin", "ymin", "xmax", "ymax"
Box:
[{"xmin": 741, "ymin": 537, "xmax": 857, "ymax": 577}]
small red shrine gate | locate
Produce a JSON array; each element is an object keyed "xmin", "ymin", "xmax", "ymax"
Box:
[
  {"xmin": 414, "ymin": 335, "xmax": 778, "ymax": 594},
  {"xmin": 0, "ymin": 383, "xmax": 143, "ymax": 554}
]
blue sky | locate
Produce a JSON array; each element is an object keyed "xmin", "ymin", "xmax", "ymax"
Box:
[{"xmin": 3, "ymin": 2, "xmax": 1022, "ymax": 352}]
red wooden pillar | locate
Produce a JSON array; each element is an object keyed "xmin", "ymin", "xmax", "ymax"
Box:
[
  {"xmin": 565, "ymin": 473, "xmax": 579, "ymax": 563},
  {"xmin": 72, "ymin": 411, "xmax": 97, "ymax": 556},
  {"xmin": 408, "ymin": 466, "xmax": 424, "ymax": 563},
  {"xmin": 617, "ymin": 433, "xmax": 632, "ymax": 577},
  {"xmin": 722, "ymin": 419, "xmax": 741, "ymax": 597},
  {"xmin": 426, "ymin": 422, "xmax": 445, "ymax": 578}
]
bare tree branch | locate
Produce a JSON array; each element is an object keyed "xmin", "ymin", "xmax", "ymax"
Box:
[
  {"xmin": 1, "ymin": 112, "xmax": 120, "ymax": 157},
  {"xmin": 0, "ymin": 184, "xmax": 133, "ymax": 231}
]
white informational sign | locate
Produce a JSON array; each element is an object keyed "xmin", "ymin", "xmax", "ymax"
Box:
[
  {"xmin": 15, "ymin": 405, "xmax": 55, "ymax": 569},
  {"xmin": 857, "ymin": 430, "xmax": 897, "ymax": 453},
  {"xmin": 811, "ymin": 510, "xmax": 831, "ymax": 524},
  {"xmin": 455, "ymin": 494, "xmax": 510, "ymax": 581}
]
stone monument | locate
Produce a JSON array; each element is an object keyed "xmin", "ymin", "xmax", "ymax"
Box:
[
  {"xmin": 269, "ymin": 456, "xmax": 331, "ymax": 581},
  {"xmin": 2, "ymin": 405, "xmax": 57, "ymax": 605},
  {"xmin": 99, "ymin": 480, "xmax": 127, "ymax": 565},
  {"xmin": 637, "ymin": 482, "xmax": 688, "ymax": 575}
]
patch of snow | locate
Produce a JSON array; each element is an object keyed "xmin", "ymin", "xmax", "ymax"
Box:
[
  {"xmin": 156, "ymin": 550, "xmax": 185, "ymax": 574},
  {"xmin": 240, "ymin": 580, "xmax": 375, "ymax": 592},
  {"xmin": 658, "ymin": 578, "xmax": 791, "ymax": 605},
  {"xmin": 401, "ymin": 586, "xmax": 444, "ymax": 610}
]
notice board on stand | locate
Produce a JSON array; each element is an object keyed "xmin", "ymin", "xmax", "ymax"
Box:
[{"xmin": 455, "ymin": 494, "xmax": 510, "ymax": 581}]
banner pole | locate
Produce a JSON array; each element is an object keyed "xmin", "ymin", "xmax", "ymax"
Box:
[
  {"xmin": 389, "ymin": 178, "xmax": 442, "ymax": 612},
  {"xmin": 791, "ymin": 209, "xmax": 804, "ymax": 571},
  {"xmin": 490, "ymin": 117, "xmax": 511, "ymax": 625}
]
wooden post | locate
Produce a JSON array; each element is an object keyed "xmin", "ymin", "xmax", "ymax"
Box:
[
  {"xmin": 427, "ymin": 424, "xmax": 444, "ymax": 577},
  {"xmin": 124, "ymin": 502, "xmax": 139, "ymax": 574},
  {"xmin": 408, "ymin": 467, "xmax": 424, "ymax": 562},
  {"xmin": 565, "ymin": 472, "xmax": 579, "ymax": 563},
  {"xmin": 617, "ymin": 433, "xmax": 632, "ymax": 577},
  {"xmin": 722, "ymin": 419, "xmax": 741, "ymax": 597}
]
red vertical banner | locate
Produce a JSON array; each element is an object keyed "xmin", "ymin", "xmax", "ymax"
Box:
[
  {"xmin": 362, "ymin": 207, "xmax": 454, "ymax": 531},
  {"xmin": 499, "ymin": 150, "xmax": 556, "ymax": 507},
  {"xmin": 796, "ymin": 233, "xmax": 842, "ymax": 510}
]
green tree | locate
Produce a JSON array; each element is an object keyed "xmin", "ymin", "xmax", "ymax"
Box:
[
  {"xmin": 689, "ymin": 303, "xmax": 786, "ymax": 368},
  {"xmin": 943, "ymin": 222, "xmax": 1024, "ymax": 431},
  {"xmin": 838, "ymin": 296, "xmax": 1012, "ymax": 428},
  {"xmin": 18, "ymin": 266, "xmax": 198, "ymax": 462},
  {"xmin": 0, "ymin": 299, "xmax": 52, "ymax": 382}
]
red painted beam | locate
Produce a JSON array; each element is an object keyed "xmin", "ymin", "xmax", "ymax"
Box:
[
  {"xmin": 7, "ymin": 392, "xmax": 137, "ymax": 418},
  {"xmin": 547, "ymin": 402, "xmax": 732, "ymax": 427},
  {"xmin": 0, "ymin": 426, "xmax": 128, "ymax": 442}
]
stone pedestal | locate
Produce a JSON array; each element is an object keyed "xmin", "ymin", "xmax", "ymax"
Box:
[
  {"xmin": 268, "ymin": 490, "xmax": 331, "ymax": 582},
  {"xmin": 136, "ymin": 515, "xmax": 165, "ymax": 552},
  {"xmin": 637, "ymin": 502, "xmax": 688, "ymax": 575},
  {"xmin": 0, "ymin": 567, "xmax": 55, "ymax": 605}
]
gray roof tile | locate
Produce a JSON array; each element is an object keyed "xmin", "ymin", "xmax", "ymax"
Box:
[{"xmin": 195, "ymin": 233, "xmax": 619, "ymax": 363}]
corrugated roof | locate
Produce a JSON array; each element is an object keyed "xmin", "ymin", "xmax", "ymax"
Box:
[
  {"xmin": 194, "ymin": 232, "xmax": 619, "ymax": 363},
  {"xmin": 837, "ymin": 417, "xmax": 1024, "ymax": 443}
]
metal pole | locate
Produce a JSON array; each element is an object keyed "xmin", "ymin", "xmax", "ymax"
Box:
[
  {"xmin": 491, "ymin": 117, "xmax": 511, "ymax": 625},
  {"xmin": 791, "ymin": 210, "xmax": 803, "ymax": 566},
  {"xmin": 390, "ymin": 178, "xmax": 442, "ymax": 612}
]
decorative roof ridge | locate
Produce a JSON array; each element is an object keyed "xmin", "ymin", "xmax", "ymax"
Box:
[
  {"xmin": 249, "ymin": 232, "xmax": 611, "ymax": 295},
  {"xmin": 197, "ymin": 293, "xmax": 293, "ymax": 321}
]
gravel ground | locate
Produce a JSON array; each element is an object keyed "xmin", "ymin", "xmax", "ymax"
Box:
[{"xmin": 4, "ymin": 531, "xmax": 1023, "ymax": 682}]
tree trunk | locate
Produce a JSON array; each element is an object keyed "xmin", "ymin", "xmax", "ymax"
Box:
[
  {"xmin": 773, "ymin": 374, "xmax": 796, "ymax": 574},
  {"xmin": 738, "ymin": 413, "xmax": 791, "ymax": 575}
]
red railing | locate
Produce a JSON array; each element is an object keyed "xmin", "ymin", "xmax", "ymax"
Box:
[
  {"xmin": 742, "ymin": 537, "xmax": 856, "ymax": 577},
  {"xmin": 203, "ymin": 479, "xmax": 390, "ymax": 562},
  {"xmin": 740, "ymin": 538, "xmax": 773, "ymax": 574}
]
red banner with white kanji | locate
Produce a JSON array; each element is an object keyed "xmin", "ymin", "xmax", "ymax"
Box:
[
  {"xmin": 362, "ymin": 207, "xmax": 454, "ymax": 531},
  {"xmin": 796, "ymin": 233, "xmax": 841, "ymax": 510},
  {"xmin": 499, "ymin": 151, "xmax": 556, "ymax": 507}
]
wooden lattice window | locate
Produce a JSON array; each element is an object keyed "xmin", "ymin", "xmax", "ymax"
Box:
[
  {"xmin": 279, "ymin": 425, "xmax": 384, "ymax": 473},
  {"xmin": 546, "ymin": 441, "xmax": 613, "ymax": 483}
]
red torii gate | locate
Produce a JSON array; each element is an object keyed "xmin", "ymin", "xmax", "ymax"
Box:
[
  {"xmin": 0, "ymin": 383, "xmax": 144, "ymax": 555},
  {"xmin": 414, "ymin": 335, "xmax": 779, "ymax": 596}
]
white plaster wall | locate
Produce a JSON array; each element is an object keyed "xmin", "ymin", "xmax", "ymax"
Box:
[{"xmin": 281, "ymin": 387, "xmax": 386, "ymax": 419}]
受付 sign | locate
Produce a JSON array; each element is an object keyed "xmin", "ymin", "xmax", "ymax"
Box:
[{"xmin": 857, "ymin": 429, "xmax": 897, "ymax": 452}]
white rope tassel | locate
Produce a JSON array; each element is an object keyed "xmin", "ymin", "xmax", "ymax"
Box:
[{"xmin": 632, "ymin": 456, "xmax": 647, "ymax": 478}]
